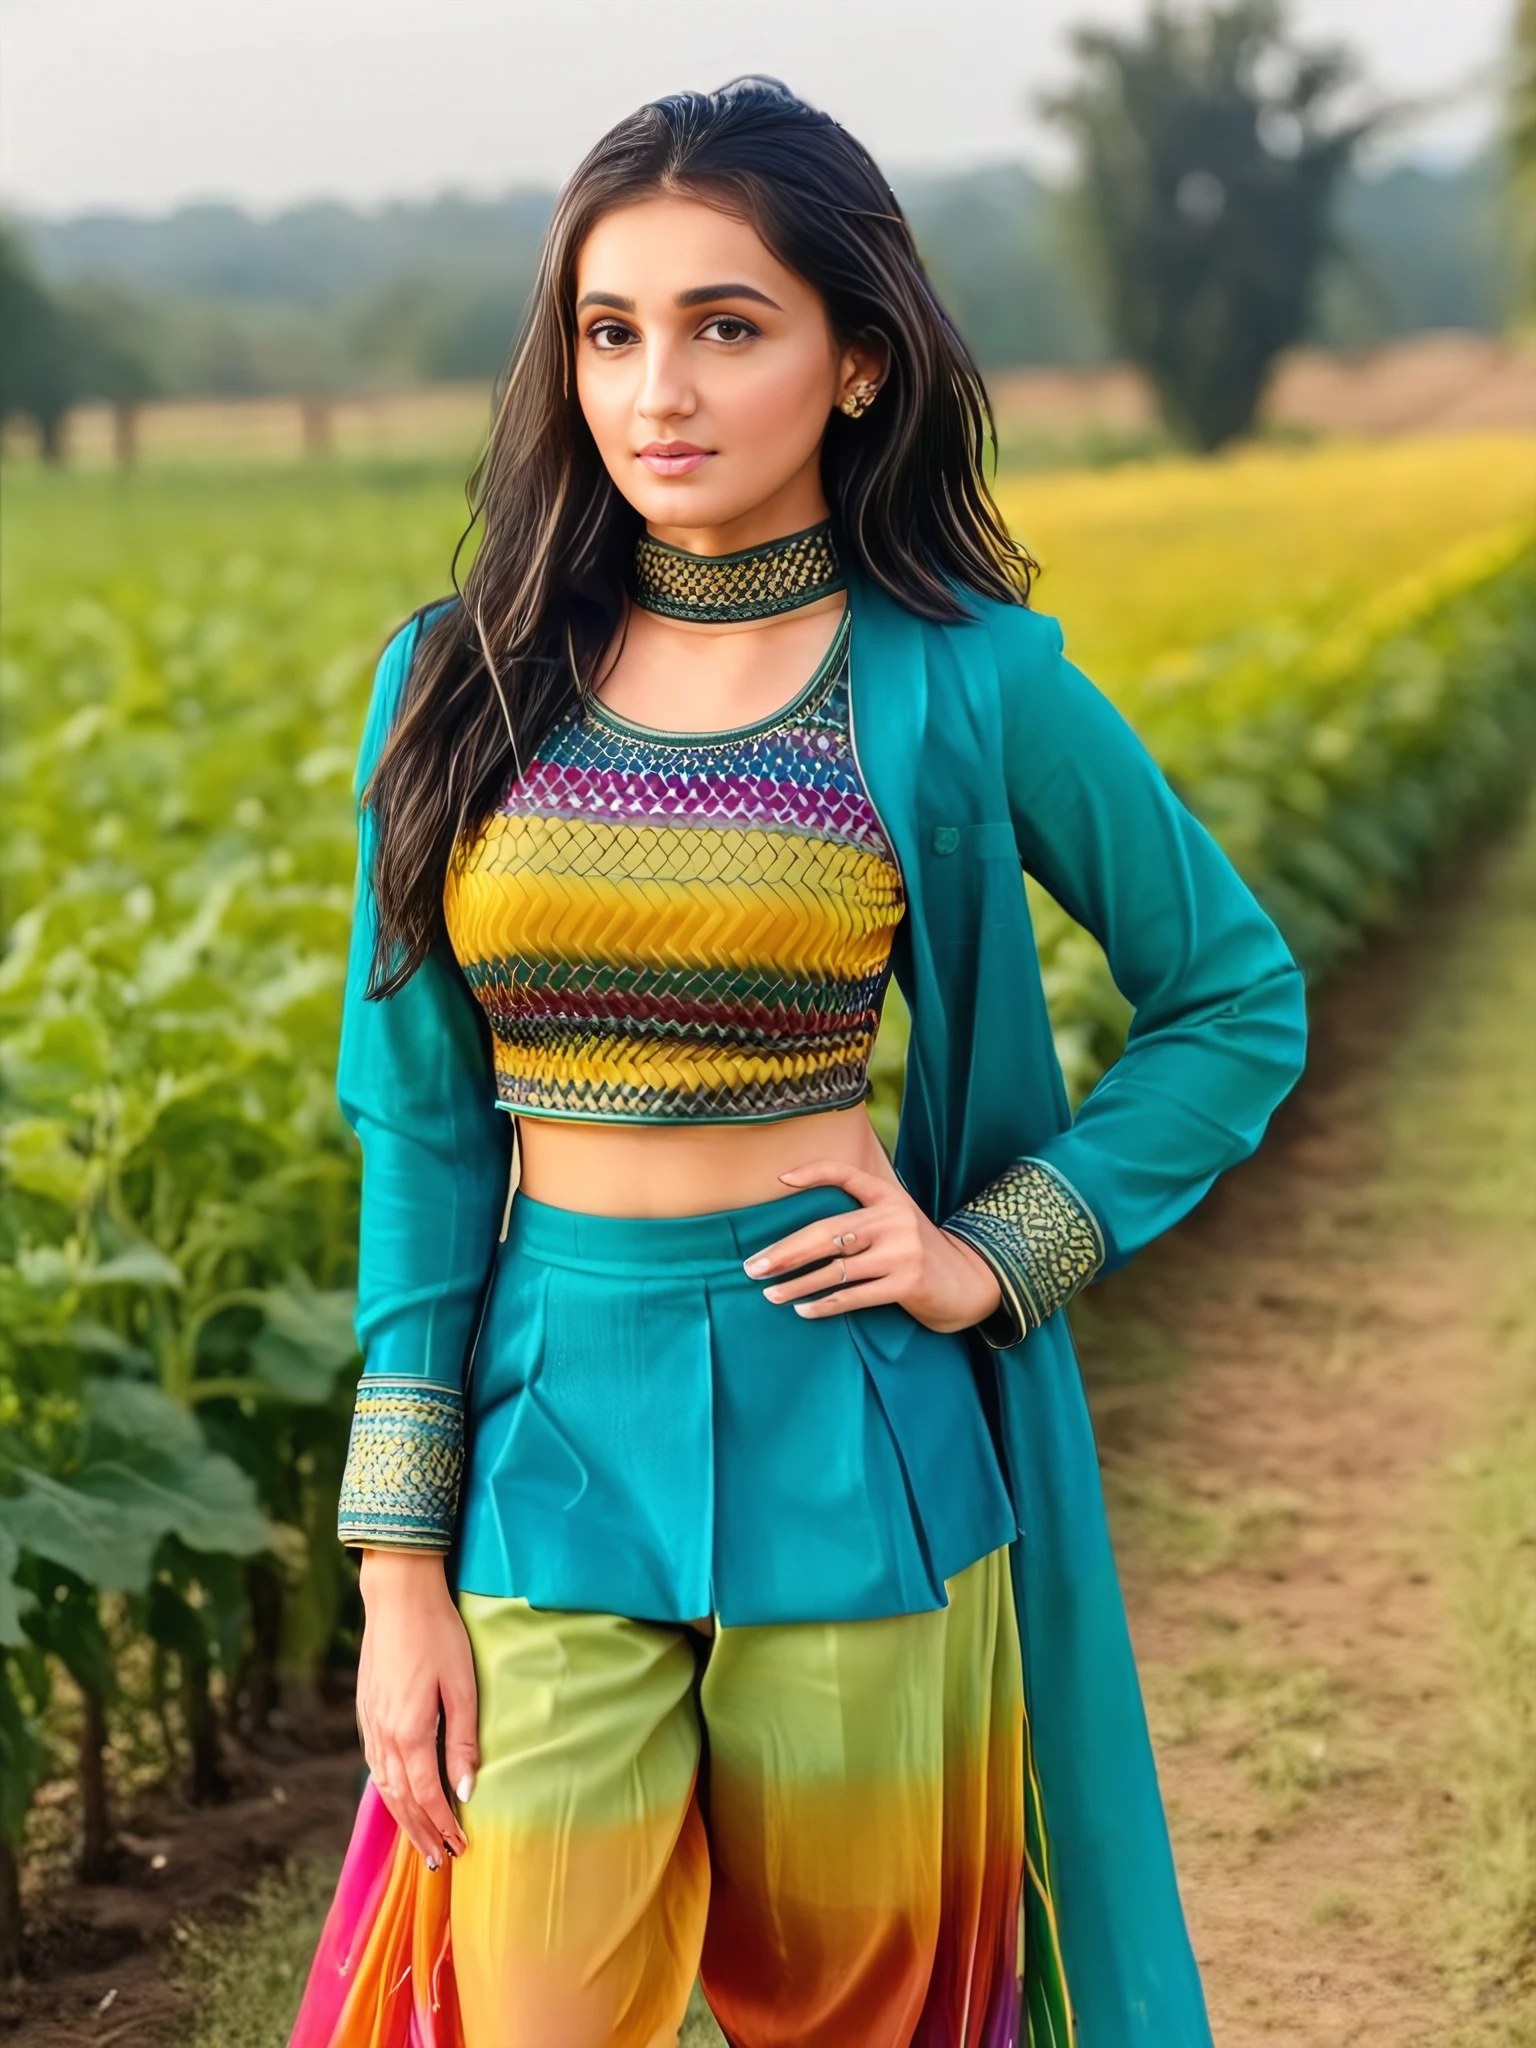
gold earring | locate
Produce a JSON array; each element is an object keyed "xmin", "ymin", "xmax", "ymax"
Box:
[{"xmin": 839, "ymin": 380, "xmax": 878, "ymax": 419}]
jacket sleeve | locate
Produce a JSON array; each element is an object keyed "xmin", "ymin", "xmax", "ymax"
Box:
[
  {"xmin": 942, "ymin": 610, "xmax": 1308, "ymax": 1348},
  {"xmin": 333, "ymin": 612, "xmax": 513, "ymax": 1549}
]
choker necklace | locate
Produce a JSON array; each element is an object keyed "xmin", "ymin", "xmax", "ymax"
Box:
[{"xmin": 629, "ymin": 518, "xmax": 845, "ymax": 624}]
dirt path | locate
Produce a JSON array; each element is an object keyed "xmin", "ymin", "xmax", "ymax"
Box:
[
  {"xmin": 0, "ymin": 1736, "xmax": 362, "ymax": 2046},
  {"xmin": 1076, "ymin": 805, "xmax": 1536, "ymax": 2047}
]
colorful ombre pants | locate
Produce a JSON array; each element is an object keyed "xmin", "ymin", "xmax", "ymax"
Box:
[{"xmin": 291, "ymin": 1545, "xmax": 1025, "ymax": 2048}]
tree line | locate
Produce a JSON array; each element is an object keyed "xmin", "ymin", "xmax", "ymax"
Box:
[
  {"xmin": 0, "ymin": 249, "xmax": 157, "ymax": 462},
  {"xmin": 2, "ymin": 0, "xmax": 1533, "ymax": 456}
]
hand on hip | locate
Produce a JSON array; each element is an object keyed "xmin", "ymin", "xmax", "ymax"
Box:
[{"xmin": 742, "ymin": 1160, "xmax": 1002, "ymax": 1333}]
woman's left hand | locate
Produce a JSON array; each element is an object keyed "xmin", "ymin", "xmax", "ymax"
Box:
[{"xmin": 743, "ymin": 1161, "xmax": 1002, "ymax": 1334}]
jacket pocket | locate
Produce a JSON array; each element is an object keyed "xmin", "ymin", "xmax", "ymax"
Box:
[
  {"xmin": 921, "ymin": 819, "xmax": 1024, "ymax": 942},
  {"xmin": 926, "ymin": 819, "xmax": 1018, "ymax": 862}
]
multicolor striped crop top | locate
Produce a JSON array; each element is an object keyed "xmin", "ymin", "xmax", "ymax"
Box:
[{"xmin": 442, "ymin": 609, "xmax": 905, "ymax": 1124}]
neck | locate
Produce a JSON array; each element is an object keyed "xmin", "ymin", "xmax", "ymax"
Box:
[{"xmin": 643, "ymin": 483, "xmax": 832, "ymax": 560}]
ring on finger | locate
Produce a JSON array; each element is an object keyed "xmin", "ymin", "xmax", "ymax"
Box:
[{"xmin": 838, "ymin": 1257, "xmax": 847, "ymax": 1284}]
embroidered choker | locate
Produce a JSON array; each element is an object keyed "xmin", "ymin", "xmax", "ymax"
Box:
[{"xmin": 629, "ymin": 518, "xmax": 845, "ymax": 624}]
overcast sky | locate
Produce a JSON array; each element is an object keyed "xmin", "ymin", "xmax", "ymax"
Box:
[{"xmin": 0, "ymin": 0, "xmax": 1511, "ymax": 219}]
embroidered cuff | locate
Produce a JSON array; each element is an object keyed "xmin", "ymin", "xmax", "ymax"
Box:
[
  {"xmin": 942, "ymin": 1157, "xmax": 1106, "ymax": 1350},
  {"xmin": 337, "ymin": 1377, "xmax": 464, "ymax": 1550}
]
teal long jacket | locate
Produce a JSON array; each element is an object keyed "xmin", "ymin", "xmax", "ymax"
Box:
[{"xmin": 336, "ymin": 564, "xmax": 1309, "ymax": 2046}]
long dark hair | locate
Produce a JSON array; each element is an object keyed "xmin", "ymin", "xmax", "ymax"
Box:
[{"xmin": 364, "ymin": 75, "xmax": 1034, "ymax": 998}]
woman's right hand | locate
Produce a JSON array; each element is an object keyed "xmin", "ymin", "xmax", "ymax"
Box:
[{"xmin": 356, "ymin": 1549, "xmax": 479, "ymax": 1868}]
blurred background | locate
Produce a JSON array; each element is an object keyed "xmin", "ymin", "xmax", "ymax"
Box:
[{"xmin": 1, "ymin": 3, "xmax": 1533, "ymax": 2044}]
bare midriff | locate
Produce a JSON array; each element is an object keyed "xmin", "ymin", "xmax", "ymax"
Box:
[{"xmin": 515, "ymin": 1100, "xmax": 902, "ymax": 1218}]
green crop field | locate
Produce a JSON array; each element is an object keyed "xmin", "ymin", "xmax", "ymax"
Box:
[{"xmin": 1, "ymin": 442, "xmax": 1534, "ymax": 2003}]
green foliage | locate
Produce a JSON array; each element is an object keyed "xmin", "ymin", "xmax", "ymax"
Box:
[
  {"xmin": 0, "ymin": 1377, "xmax": 274, "ymax": 1587},
  {"xmin": 0, "ymin": 1649, "xmax": 47, "ymax": 1849},
  {"xmin": 1133, "ymin": 529, "xmax": 1536, "ymax": 969},
  {"xmin": 1047, "ymin": 0, "xmax": 1370, "ymax": 448},
  {"xmin": 0, "ymin": 464, "xmax": 462, "ymax": 1899}
]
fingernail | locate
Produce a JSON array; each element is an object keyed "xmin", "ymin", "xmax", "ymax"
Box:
[
  {"xmin": 426, "ymin": 1855, "xmax": 439, "ymax": 1872},
  {"xmin": 743, "ymin": 1257, "xmax": 769, "ymax": 1277},
  {"xmin": 793, "ymin": 1304, "xmax": 816, "ymax": 1318},
  {"xmin": 763, "ymin": 1287, "xmax": 782, "ymax": 1303},
  {"xmin": 456, "ymin": 1773, "xmax": 475, "ymax": 1802}
]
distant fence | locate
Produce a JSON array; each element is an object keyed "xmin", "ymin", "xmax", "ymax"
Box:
[
  {"xmin": 4, "ymin": 335, "xmax": 1533, "ymax": 469},
  {"xmin": 3, "ymin": 382, "xmax": 493, "ymax": 467}
]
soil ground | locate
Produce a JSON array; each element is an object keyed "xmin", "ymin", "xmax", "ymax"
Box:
[
  {"xmin": 989, "ymin": 332, "xmax": 1536, "ymax": 445},
  {"xmin": 1077, "ymin": 803, "xmax": 1536, "ymax": 2046},
  {"xmin": 4, "ymin": 808, "xmax": 1533, "ymax": 2046},
  {"xmin": 0, "ymin": 1723, "xmax": 361, "ymax": 2046}
]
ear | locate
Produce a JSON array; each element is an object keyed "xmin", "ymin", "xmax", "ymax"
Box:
[{"xmin": 836, "ymin": 333, "xmax": 890, "ymax": 406}]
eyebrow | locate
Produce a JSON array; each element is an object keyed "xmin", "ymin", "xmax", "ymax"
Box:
[{"xmin": 574, "ymin": 282, "xmax": 784, "ymax": 314}]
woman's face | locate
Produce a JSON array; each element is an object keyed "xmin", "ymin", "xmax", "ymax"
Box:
[{"xmin": 572, "ymin": 193, "xmax": 880, "ymax": 549}]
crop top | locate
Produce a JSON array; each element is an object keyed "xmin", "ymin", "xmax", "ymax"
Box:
[{"xmin": 441, "ymin": 607, "xmax": 906, "ymax": 1124}]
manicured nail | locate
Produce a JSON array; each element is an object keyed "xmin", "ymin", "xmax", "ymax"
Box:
[
  {"xmin": 793, "ymin": 1304, "xmax": 816, "ymax": 1318},
  {"xmin": 426, "ymin": 1854, "xmax": 439, "ymax": 1872},
  {"xmin": 456, "ymin": 1773, "xmax": 475, "ymax": 1803},
  {"xmin": 763, "ymin": 1287, "xmax": 783, "ymax": 1303},
  {"xmin": 743, "ymin": 1256, "xmax": 769, "ymax": 1277}
]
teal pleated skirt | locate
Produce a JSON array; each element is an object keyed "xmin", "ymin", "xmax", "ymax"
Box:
[{"xmin": 453, "ymin": 1184, "xmax": 1019, "ymax": 1626}]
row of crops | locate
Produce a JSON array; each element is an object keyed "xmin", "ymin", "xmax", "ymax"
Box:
[{"xmin": 2, "ymin": 439, "xmax": 1535, "ymax": 1967}]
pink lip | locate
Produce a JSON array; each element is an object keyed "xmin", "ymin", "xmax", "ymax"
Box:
[{"xmin": 638, "ymin": 443, "xmax": 714, "ymax": 475}]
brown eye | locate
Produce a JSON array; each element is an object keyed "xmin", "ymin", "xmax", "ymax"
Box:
[{"xmin": 702, "ymin": 316, "xmax": 758, "ymax": 343}]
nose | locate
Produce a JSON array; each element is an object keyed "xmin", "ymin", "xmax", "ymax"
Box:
[{"xmin": 635, "ymin": 336, "xmax": 696, "ymax": 426}]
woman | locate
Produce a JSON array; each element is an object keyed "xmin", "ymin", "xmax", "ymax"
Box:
[{"xmin": 292, "ymin": 77, "xmax": 1306, "ymax": 2048}]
